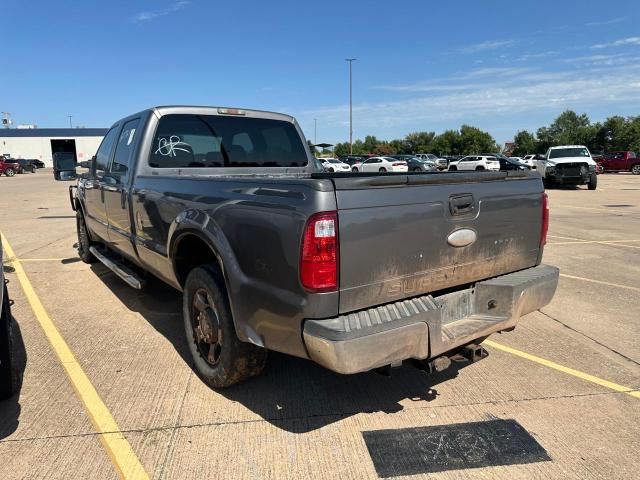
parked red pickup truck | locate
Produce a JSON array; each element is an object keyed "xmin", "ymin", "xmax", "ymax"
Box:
[{"xmin": 598, "ymin": 151, "xmax": 640, "ymax": 175}]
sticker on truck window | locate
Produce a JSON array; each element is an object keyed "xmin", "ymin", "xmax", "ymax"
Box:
[{"xmin": 155, "ymin": 136, "xmax": 192, "ymax": 157}]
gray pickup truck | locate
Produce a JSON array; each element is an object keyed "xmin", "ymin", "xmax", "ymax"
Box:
[{"xmin": 54, "ymin": 106, "xmax": 559, "ymax": 388}]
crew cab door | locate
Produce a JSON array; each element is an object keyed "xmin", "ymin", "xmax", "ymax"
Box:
[
  {"xmin": 83, "ymin": 126, "xmax": 119, "ymax": 242},
  {"xmin": 103, "ymin": 118, "xmax": 140, "ymax": 262}
]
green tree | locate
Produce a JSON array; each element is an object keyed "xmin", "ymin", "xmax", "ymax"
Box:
[
  {"xmin": 363, "ymin": 135, "xmax": 379, "ymax": 154},
  {"xmin": 404, "ymin": 131, "xmax": 435, "ymax": 153},
  {"xmin": 458, "ymin": 125, "xmax": 498, "ymax": 155},
  {"xmin": 512, "ymin": 130, "xmax": 537, "ymax": 156},
  {"xmin": 333, "ymin": 142, "xmax": 349, "ymax": 157},
  {"xmin": 431, "ymin": 129, "xmax": 461, "ymax": 155}
]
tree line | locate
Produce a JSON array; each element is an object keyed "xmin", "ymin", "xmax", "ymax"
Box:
[{"xmin": 320, "ymin": 110, "xmax": 639, "ymax": 158}]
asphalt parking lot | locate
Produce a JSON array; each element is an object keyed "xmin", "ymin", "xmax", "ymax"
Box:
[{"xmin": 1, "ymin": 171, "xmax": 639, "ymax": 479}]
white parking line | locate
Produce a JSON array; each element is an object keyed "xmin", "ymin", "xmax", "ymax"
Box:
[{"xmin": 560, "ymin": 273, "xmax": 640, "ymax": 292}]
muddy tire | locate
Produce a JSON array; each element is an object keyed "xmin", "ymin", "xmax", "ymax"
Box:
[
  {"xmin": 5, "ymin": 168, "xmax": 15, "ymax": 177},
  {"xmin": 588, "ymin": 172, "xmax": 597, "ymax": 190},
  {"xmin": 0, "ymin": 285, "xmax": 18, "ymax": 400},
  {"xmin": 76, "ymin": 211, "xmax": 96, "ymax": 263},
  {"xmin": 183, "ymin": 265, "xmax": 267, "ymax": 388}
]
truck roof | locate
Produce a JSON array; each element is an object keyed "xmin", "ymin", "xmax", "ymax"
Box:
[
  {"xmin": 149, "ymin": 105, "xmax": 296, "ymax": 123},
  {"xmin": 548, "ymin": 145, "xmax": 588, "ymax": 149}
]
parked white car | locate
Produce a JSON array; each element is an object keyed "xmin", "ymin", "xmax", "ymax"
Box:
[
  {"xmin": 520, "ymin": 155, "xmax": 539, "ymax": 168},
  {"xmin": 356, "ymin": 156, "xmax": 408, "ymax": 173},
  {"xmin": 320, "ymin": 158, "xmax": 351, "ymax": 172},
  {"xmin": 448, "ymin": 155, "xmax": 500, "ymax": 171}
]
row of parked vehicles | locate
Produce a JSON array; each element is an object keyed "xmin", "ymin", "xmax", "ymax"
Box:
[
  {"xmin": 319, "ymin": 153, "xmax": 532, "ymax": 174},
  {"xmin": 0, "ymin": 156, "xmax": 45, "ymax": 176},
  {"xmin": 321, "ymin": 146, "xmax": 640, "ymax": 192}
]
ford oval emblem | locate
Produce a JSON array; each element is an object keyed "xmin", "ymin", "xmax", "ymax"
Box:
[{"xmin": 447, "ymin": 228, "xmax": 477, "ymax": 247}]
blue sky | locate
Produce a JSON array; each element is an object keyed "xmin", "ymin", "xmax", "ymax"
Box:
[{"xmin": 2, "ymin": 0, "xmax": 639, "ymax": 145}]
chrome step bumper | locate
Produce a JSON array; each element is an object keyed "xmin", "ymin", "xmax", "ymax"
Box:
[{"xmin": 303, "ymin": 264, "xmax": 559, "ymax": 374}]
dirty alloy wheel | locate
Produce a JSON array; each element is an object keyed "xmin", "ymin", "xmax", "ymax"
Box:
[
  {"xmin": 76, "ymin": 211, "xmax": 96, "ymax": 263},
  {"xmin": 588, "ymin": 172, "xmax": 597, "ymax": 190},
  {"xmin": 632, "ymin": 164, "xmax": 640, "ymax": 175},
  {"xmin": 183, "ymin": 265, "xmax": 267, "ymax": 388},
  {"xmin": 5, "ymin": 168, "xmax": 15, "ymax": 177},
  {"xmin": 0, "ymin": 286, "xmax": 18, "ymax": 400}
]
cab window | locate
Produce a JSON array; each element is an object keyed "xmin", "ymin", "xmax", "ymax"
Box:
[{"xmin": 94, "ymin": 127, "xmax": 119, "ymax": 178}]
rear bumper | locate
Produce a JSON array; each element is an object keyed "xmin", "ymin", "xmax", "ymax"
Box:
[{"xmin": 303, "ymin": 264, "xmax": 559, "ymax": 374}]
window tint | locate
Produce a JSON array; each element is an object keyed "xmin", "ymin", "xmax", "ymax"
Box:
[
  {"xmin": 148, "ymin": 114, "xmax": 308, "ymax": 168},
  {"xmin": 109, "ymin": 119, "xmax": 140, "ymax": 181},
  {"xmin": 94, "ymin": 127, "xmax": 119, "ymax": 177}
]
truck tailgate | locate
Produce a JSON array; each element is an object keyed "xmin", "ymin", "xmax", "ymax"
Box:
[{"xmin": 333, "ymin": 172, "xmax": 544, "ymax": 313}]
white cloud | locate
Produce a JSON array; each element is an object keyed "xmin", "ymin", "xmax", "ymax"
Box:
[
  {"xmin": 586, "ymin": 17, "xmax": 627, "ymax": 27},
  {"xmin": 304, "ymin": 64, "xmax": 640, "ymax": 134},
  {"xmin": 458, "ymin": 40, "xmax": 517, "ymax": 54},
  {"xmin": 133, "ymin": 1, "xmax": 191, "ymax": 23},
  {"xmin": 592, "ymin": 36, "xmax": 640, "ymax": 49}
]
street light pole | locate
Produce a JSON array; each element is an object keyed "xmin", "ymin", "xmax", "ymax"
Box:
[
  {"xmin": 68, "ymin": 115, "xmax": 73, "ymax": 128},
  {"xmin": 314, "ymin": 118, "xmax": 317, "ymax": 144},
  {"xmin": 345, "ymin": 58, "xmax": 356, "ymax": 155}
]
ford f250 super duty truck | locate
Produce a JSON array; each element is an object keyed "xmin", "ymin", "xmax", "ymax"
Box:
[{"xmin": 53, "ymin": 106, "xmax": 559, "ymax": 388}]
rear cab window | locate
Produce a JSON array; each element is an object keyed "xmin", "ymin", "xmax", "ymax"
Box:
[{"xmin": 148, "ymin": 114, "xmax": 308, "ymax": 169}]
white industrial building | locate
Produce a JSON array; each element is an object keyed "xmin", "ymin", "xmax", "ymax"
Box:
[{"xmin": 0, "ymin": 128, "xmax": 107, "ymax": 167}]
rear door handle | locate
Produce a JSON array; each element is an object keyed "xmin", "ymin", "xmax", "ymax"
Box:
[{"xmin": 449, "ymin": 194, "xmax": 475, "ymax": 216}]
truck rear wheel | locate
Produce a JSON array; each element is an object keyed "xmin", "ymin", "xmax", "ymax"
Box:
[
  {"xmin": 76, "ymin": 212, "xmax": 96, "ymax": 263},
  {"xmin": 0, "ymin": 286, "xmax": 18, "ymax": 399},
  {"xmin": 632, "ymin": 164, "xmax": 640, "ymax": 175},
  {"xmin": 588, "ymin": 172, "xmax": 597, "ymax": 190},
  {"xmin": 183, "ymin": 265, "xmax": 267, "ymax": 388}
]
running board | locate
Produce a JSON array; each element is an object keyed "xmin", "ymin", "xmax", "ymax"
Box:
[{"xmin": 89, "ymin": 246, "xmax": 145, "ymax": 290}]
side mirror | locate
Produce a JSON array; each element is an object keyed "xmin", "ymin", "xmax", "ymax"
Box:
[
  {"xmin": 53, "ymin": 153, "xmax": 78, "ymax": 181},
  {"xmin": 79, "ymin": 159, "xmax": 92, "ymax": 169}
]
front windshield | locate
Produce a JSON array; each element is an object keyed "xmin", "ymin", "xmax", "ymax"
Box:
[
  {"xmin": 328, "ymin": 159, "xmax": 341, "ymax": 164},
  {"xmin": 427, "ymin": 154, "xmax": 437, "ymax": 160},
  {"xmin": 549, "ymin": 148, "xmax": 589, "ymax": 159}
]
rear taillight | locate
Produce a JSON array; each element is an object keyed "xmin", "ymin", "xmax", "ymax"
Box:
[
  {"xmin": 300, "ymin": 211, "xmax": 338, "ymax": 292},
  {"xmin": 541, "ymin": 192, "xmax": 549, "ymax": 246},
  {"xmin": 392, "ymin": 162, "xmax": 405, "ymax": 166}
]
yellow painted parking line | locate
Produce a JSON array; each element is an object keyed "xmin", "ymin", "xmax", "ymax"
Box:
[
  {"xmin": 1, "ymin": 233, "xmax": 149, "ymax": 480},
  {"xmin": 559, "ymin": 273, "xmax": 640, "ymax": 292},
  {"xmin": 3, "ymin": 258, "xmax": 67, "ymax": 263},
  {"xmin": 484, "ymin": 340, "xmax": 640, "ymax": 399}
]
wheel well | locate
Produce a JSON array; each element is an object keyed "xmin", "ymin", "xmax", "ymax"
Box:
[{"xmin": 173, "ymin": 233, "xmax": 223, "ymax": 288}]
